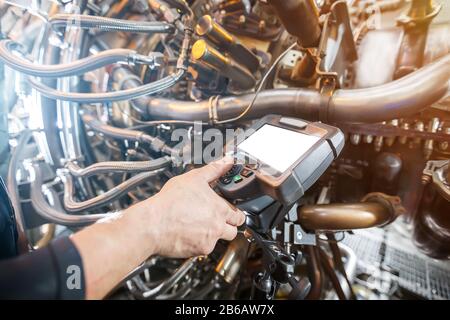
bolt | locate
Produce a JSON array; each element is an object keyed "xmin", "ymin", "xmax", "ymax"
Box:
[
  {"xmin": 258, "ymin": 20, "xmax": 266, "ymax": 32},
  {"xmin": 385, "ymin": 119, "xmax": 399, "ymax": 147},
  {"xmin": 350, "ymin": 134, "xmax": 361, "ymax": 145},
  {"xmin": 399, "ymin": 122, "xmax": 409, "ymax": 144},
  {"xmin": 439, "ymin": 127, "xmax": 450, "ymax": 151},
  {"xmin": 374, "ymin": 136, "xmax": 384, "ymax": 152},
  {"xmin": 296, "ymin": 231, "xmax": 303, "ymax": 240},
  {"xmin": 363, "ymin": 135, "xmax": 374, "ymax": 144},
  {"xmin": 412, "ymin": 121, "xmax": 424, "ymax": 147},
  {"xmin": 421, "ymin": 174, "xmax": 431, "ymax": 185},
  {"xmin": 424, "ymin": 118, "xmax": 440, "ymax": 159}
]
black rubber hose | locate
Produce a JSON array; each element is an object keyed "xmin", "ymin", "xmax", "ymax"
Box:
[{"xmin": 49, "ymin": 14, "xmax": 175, "ymax": 34}]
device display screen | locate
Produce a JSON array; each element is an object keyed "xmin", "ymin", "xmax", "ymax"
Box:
[{"xmin": 237, "ymin": 124, "xmax": 321, "ymax": 173}]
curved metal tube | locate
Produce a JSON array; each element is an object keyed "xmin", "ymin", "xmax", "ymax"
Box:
[
  {"xmin": 0, "ymin": 40, "xmax": 156, "ymax": 78},
  {"xmin": 66, "ymin": 156, "xmax": 172, "ymax": 178},
  {"xmin": 304, "ymin": 246, "xmax": 322, "ymax": 300},
  {"xmin": 81, "ymin": 114, "xmax": 174, "ymax": 155},
  {"xmin": 62, "ymin": 168, "xmax": 165, "ymax": 213},
  {"xmin": 329, "ymin": 53, "xmax": 450, "ymax": 122},
  {"xmin": 27, "ymin": 163, "xmax": 108, "ymax": 227},
  {"xmin": 298, "ymin": 202, "xmax": 396, "ymax": 232},
  {"xmin": 29, "ymin": 69, "xmax": 185, "ymax": 102},
  {"xmin": 33, "ymin": 223, "xmax": 56, "ymax": 249},
  {"xmin": 134, "ymin": 53, "xmax": 450, "ymax": 123},
  {"xmin": 145, "ymin": 89, "xmax": 323, "ymax": 121},
  {"xmin": 48, "ymin": 14, "xmax": 175, "ymax": 34},
  {"xmin": 82, "ymin": 113, "xmax": 155, "ymax": 144},
  {"xmin": 136, "ymin": 257, "xmax": 197, "ymax": 299},
  {"xmin": 28, "ymin": 26, "xmax": 192, "ymax": 103},
  {"xmin": 215, "ymin": 232, "xmax": 250, "ymax": 284},
  {"xmin": 7, "ymin": 130, "xmax": 33, "ymax": 251}
]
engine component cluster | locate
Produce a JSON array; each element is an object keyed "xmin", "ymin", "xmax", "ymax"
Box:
[{"xmin": 1, "ymin": 0, "xmax": 449, "ymax": 300}]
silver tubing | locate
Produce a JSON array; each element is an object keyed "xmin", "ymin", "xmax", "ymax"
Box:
[
  {"xmin": 27, "ymin": 163, "xmax": 108, "ymax": 227},
  {"xmin": 61, "ymin": 168, "xmax": 166, "ymax": 213},
  {"xmin": 66, "ymin": 157, "xmax": 172, "ymax": 178},
  {"xmin": 0, "ymin": 40, "xmax": 154, "ymax": 78},
  {"xmin": 49, "ymin": 14, "xmax": 175, "ymax": 34}
]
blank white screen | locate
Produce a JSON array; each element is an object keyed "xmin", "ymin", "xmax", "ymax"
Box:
[{"xmin": 238, "ymin": 124, "xmax": 320, "ymax": 173}]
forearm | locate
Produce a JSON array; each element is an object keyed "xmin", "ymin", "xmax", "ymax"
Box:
[
  {"xmin": 71, "ymin": 197, "xmax": 161, "ymax": 300},
  {"xmin": 69, "ymin": 156, "xmax": 243, "ymax": 299}
]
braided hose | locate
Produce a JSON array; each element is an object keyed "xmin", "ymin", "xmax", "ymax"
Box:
[
  {"xmin": 66, "ymin": 156, "xmax": 172, "ymax": 178},
  {"xmin": 28, "ymin": 163, "xmax": 108, "ymax": 227},
  {"xmin": 49, "ymin": 14, "xmax": 175, "ymax": 34},
  {"xmin": 62, "ymin": 168, "xmax": 165, "ymax": 213},
  {"xmin": 0, "ymin": 40, "xmax": 147, "ymax": 78}
]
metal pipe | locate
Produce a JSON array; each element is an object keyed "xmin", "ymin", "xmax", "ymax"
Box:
[
  {"xmin": 139, "ymin": 53, "xmax": 450, "ymax": 123},
  {"xmin": 329, "ymin": 53, "xmax": 450, "ymax": 123},
  {"xmin": 304, "ymin": 246, "xmax": 322, "ymax": 300},
  {"xmin": 317, "ymin": 246, "xmax": 347, "ymax": 300},
  {"xmin": 29, "ymin": 69, "xmax": 185, "ymax": 103},
  {"xmin": 215, "ymin": 232, "xmax": 250, "ymax": 284},
  {"xmin": 82, "ymin": 113, "xmax": 154, "ymax": 143},
  {"xmin": 297, "ymin": 202, "xmax": 396, "ymax": 232},
  {"xmin": 0, "ymin": 39, "xmax": 158, "ymax": 78},
  {"xmin": 36, "ymin": 28, "xmax": 65, "ymax": 167},
  {"xmin": 267, "ymin": 0, "xmax": 321, "ymax": 48},
  {"xmin": 33, "ymin": 224, "xmax": 56, "ymax": 249},
  {"xmin": 82, "ymin": 113, "xmax": 175, "ymax": 155},
  {"xmin": 339, "ymin": 243, "xmax": 357, "ymax": 284},
  {"xmin": 66, "ymin": 157, "xmax": 172, "ymax": 178},
  {"xmin": 140, "ymin": 257, "xmax": 197, "ymax": 299},
  {"xmin": 27, "ymin": 163, "xmax": 108, "ymax": 227},
  {"xmin": 48, "ymin": 14, "xmax": 175, "ymax": 34},
  {"xmin": 61, "ymin": 168, "xmax": 165, "ymax": 213},
  {"xmin": 28, "ymin": 26, "xmax": 192, "ymax": 103},
  {"xmin": 6, "ymin": 130, "xmax": 32, "ymax": 252}
]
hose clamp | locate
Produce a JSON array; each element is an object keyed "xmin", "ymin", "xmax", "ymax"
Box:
[
  {"xmin": 318, "ymin": 78, "xmax": 335, "ymax": 123},
  {"xmin": 208, "ymin": 95, "xmax": 220, "ymax": 125}
]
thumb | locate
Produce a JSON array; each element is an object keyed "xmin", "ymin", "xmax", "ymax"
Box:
[{"xmin": 197, "ymin": 156, "xmax": 234, "ymax": 182}]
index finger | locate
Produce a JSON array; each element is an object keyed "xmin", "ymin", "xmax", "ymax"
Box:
[{"xmin": 196, "ymin": 156, "xmax": 234, "ymax": 182}]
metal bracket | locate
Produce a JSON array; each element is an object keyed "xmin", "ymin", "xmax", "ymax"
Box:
[
  {"xmin": 284, "ymin": 222, "xmax": 316, "ymax": 246},
  {"xmin": 422, "ymin": 160, "xmax": 450, "ymax": 201}
]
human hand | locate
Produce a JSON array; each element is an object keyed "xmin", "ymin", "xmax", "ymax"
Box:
[{"xmin": 143, "ymin": 156, "xmax": 246, "ymax": 258}]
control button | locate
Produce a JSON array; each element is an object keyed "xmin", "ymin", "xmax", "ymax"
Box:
[
  {"xmin": 233, "ymin": 175, "xmax": 243, "ymax": 183},
  {"xmin": 224, "ymin": 164, "xmax": 242, "ymax": 178},
  {"xmin": 220, "ymin": 177, "xmax": 232, "ymax": 185},
  {"xmin": 240, "ymin": 168, "xmax": 254, "ymax": 178}
]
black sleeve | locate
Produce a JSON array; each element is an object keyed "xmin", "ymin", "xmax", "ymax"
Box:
[{"xmin": 0, "ymin": 236, "xmax": 85, "ymax": 299}]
